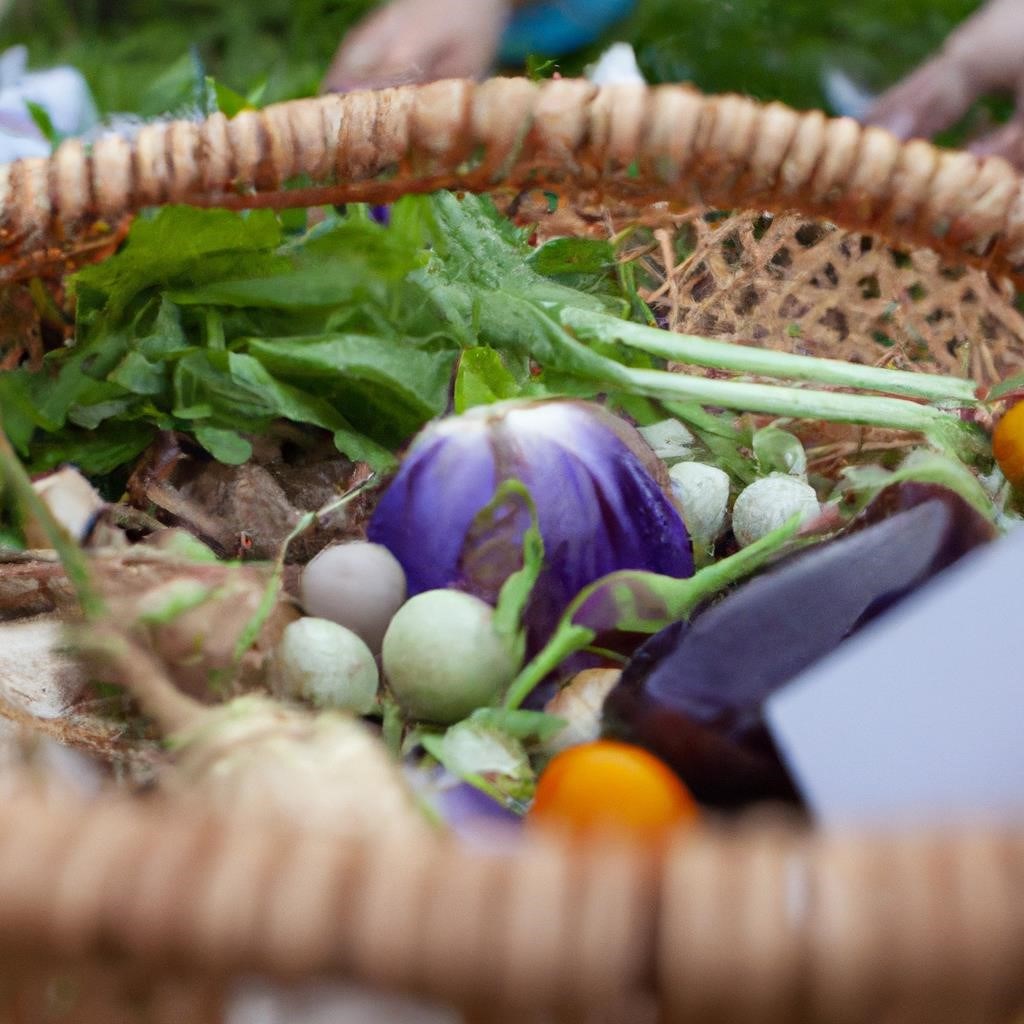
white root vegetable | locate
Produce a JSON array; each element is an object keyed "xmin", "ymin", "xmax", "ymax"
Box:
[{"xmin": 79, "ymin": 628, "xmax": 427, "ymax": 837}]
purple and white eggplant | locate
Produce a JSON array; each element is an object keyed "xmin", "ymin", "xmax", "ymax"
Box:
[{"xmin": 368, "ymin": 399, "xmax": 694, "ymax": 653}]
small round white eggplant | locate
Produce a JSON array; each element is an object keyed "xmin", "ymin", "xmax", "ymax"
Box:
[
  {"xmin": 732, "ymin": 474, "xmax": 820, "ymax": 548},
  {"xmin": 382, "ymin": 590, "xmax": 520, "ymax": 724},
  {"xmin": 270, "ymin": 617, "xmax": 379, "ymax": 714},
  {"xmin": 300, "ymin": 541, "xmax": 407, "ymax": 653}
]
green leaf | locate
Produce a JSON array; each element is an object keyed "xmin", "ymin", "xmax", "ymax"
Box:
[
  {"xmin": 834, "ymin": 448, "xmax": 996, "ymax": 518},
  {"xmin": 528, "ymin": 237, "xmax": 616, "ymax": 276},
  {"xmin": 193, "ymin": 425, "xmax": 252, "ymax": 464},
  {"xmin": 331, "ymin": 429, "xmax": 396, "ymax": 473},
  {"xmin": 986, "ymin": 373, "xmax": 1024, "ymax": 402},
  {"xmin": 204, "ymin": 75, "xmax": 253, "ymax": 117},
  {"xmin": 246, "ymin": 334, "xmax": 456, "ymax": 425},
  {"xmin": 454, "ymin": 347, "xmax": 520, "ymax": 412},
  {"xmin": 226, "ymin": 352, "xmax": 396, "ymax": 470},
  {"xmin": 72, "ymin": 206, "xmax": 283, "ymax": 317},
  {"xmin": 525, "ymin": 54, "xmax": 558, "ymax": 80},
  {"xmin": 108, "ymin": 351, "xmax": 168, "ymax": 396},
  {"xmin": 168, "ymin": 218, "xmax": 421, "ymax": 309},
  {"xmin": 0, "ymin": 372, "xmax": 44, "ymax": 454},
  {"xmin": 24, "ymin": 100, "xmax": 61, "ymax": 147},
  {"xmin": 135, "ymin": 298, "xmax": 191, "ymax": 360},
  {"xmin": 484, "ymin": 482, "xmax": 546, "ymax": 665},
  {"xmin": 28, "ymin": 425, "xmax": 155, "ymax": 476},
  {"xmin": 137, "ymin": 49, "xmax": 204, "ymax": 118},
  {"xmin": 68, "ymin": 392, "xmax": 139, "ymax": 429},
  {"xmin": 173, "ymin": 350, "xmax": 275, "ymax": 423},
  {"xmin": 420, "ymin": 192, "xmax": 625, "ymax": 317}
]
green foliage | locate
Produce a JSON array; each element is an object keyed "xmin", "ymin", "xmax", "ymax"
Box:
[
  {"xmin": 2, "ymin": 192, "xmax": 654, "ymax": 476},
  {"xmin": 454, "ymin": 348, "xmax": 521, "ymax": 413},
  {"xmin": 2, "ymin": 0, "xmax": 377, "ymax": 112},
  {"xmin": 3, "ymin": 0, "xmax": 982, "ymax": 119},
  {"xmin": 4, "ymin": 203, "xmax": 469, "ymax": 473},
  {"xmin": 24, "ymin": 100, "xmax": 61, "ymax": 147},
  {"xmin": 6, "ymin": 191, "xmax": 982, "ymax": 478},
  {"xmin": 592, "ymin": 0, "xmax": 980, "ymax": 114}
]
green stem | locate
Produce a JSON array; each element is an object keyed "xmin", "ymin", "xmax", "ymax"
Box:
[
  {"xmin": 504, "ymin": 625, "xmax": 595, "ymax": 711},
  {"xmin": 503, "ymin": 516, "xmax": 805, "ymax": 710},
  {"xmin": 0, "ymin": 429, "xmax": 106, "ymax": 619},
  {"xmin": 624, "ymin": 367, "xmax": 964, "ymax": 434},
  {"xmin": 562, "ymin": 307, "xmax": 979, "ymax": 405}
]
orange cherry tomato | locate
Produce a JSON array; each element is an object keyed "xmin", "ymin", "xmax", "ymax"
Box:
[
  {"xmin": 993, "ymin": 402, "xmax": 1024, "ymax": 487},
  {"xmin": 529, "ymin": 740, "xmax": 698, "ymax": 847}
]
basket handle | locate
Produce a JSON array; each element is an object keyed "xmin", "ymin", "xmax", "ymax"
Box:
[{"xmin": 3, "ymin": 78, "xmax": 1024, "ymax": 287}]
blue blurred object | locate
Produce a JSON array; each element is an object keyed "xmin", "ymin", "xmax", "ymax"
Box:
[{"xmin": 499, "ymin": 0, "xmax": 637, "ymax": 62}]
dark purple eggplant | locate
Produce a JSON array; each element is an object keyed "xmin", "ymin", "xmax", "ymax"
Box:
[{"xmin": 603, "ymin": 483, "xmax": 996, "ymax": 808}]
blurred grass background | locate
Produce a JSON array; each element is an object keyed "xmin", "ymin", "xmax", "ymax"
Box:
[{"xmin": 0, "ymin": 0, "xmax": 986, "ymax": 121}]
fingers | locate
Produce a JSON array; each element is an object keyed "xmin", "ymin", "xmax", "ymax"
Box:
[
  {"xmin": 322, "ymin": 3, "xmax": 412, "ymax": 93},
  {"xmin": 863, "ymin": 55, "xmax": 976, "ymax": 140},
  {"xmin": 969, "ymin": 117, "xmax": 1024, "ymax": 169},
  {"xmin": 322, "ymin": 0, "xmax": 510, "ymax": 94}
]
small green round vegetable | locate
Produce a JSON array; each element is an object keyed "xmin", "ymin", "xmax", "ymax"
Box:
[
  {"xmin": 271, "ymin": 617, "xmax": 379, "ymax": 714},
  {"xmin": 381, "ymin": 590, "xmax": 520, "ymax": 723},
  {"xmin": 732, "ymin": 474, "xmax": 820, "ymax": 548}
]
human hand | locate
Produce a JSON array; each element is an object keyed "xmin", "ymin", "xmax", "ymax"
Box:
[
  {"xmin": 864, "ymin": 0, "xmax": 1024, "ymax": 166},
  {"xmin": 323, "ymin": 0, "xmax": 511, "ymax": 93}
]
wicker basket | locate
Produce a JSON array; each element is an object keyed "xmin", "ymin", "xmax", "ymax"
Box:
[{"xmin": 2, "ymin": 78, "xmax": 1024, "ymax": 1023}]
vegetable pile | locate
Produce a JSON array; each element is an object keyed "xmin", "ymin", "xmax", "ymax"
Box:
[{"xmin": 2, "ymin": 185, "xmax": 1022, "ymax": 846}]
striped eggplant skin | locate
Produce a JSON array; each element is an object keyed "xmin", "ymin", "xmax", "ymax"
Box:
[{"xmin": 367, "ymin": 400, "xmax": 694, "ymax": 653}]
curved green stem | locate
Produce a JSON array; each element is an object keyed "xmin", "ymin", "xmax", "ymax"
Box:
[{"xmin": 562, "ymin": 307, "xmax": 979, "ymax": 405}]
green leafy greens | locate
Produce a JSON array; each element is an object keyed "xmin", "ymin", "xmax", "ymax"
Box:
[{"xmin": 1, "ymin": 190, "xmax": 991, "ymax": 485}]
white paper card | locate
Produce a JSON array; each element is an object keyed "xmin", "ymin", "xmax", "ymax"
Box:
[{"xmin": 765, "ymin": 525, "xmax": 1024, "ymax": 827}]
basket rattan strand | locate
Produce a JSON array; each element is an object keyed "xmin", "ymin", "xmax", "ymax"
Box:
[{"xmin": 1, "ymin": 79, "xmax": 1024, "ymax": 1022}]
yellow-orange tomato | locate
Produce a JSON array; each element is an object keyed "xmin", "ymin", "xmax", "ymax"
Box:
[
  {"xmin": 529, "ymin": 740, "xmax": 698, "ymax": 846},
  {"xmin": 993, "ymin": 402, "xmax": 1024, "ymax": 487}
]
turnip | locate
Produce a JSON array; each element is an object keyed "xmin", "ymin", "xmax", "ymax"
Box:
[{"xmin": 79, "ymin": 627, "xmax": 427, "ymax": 837}]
